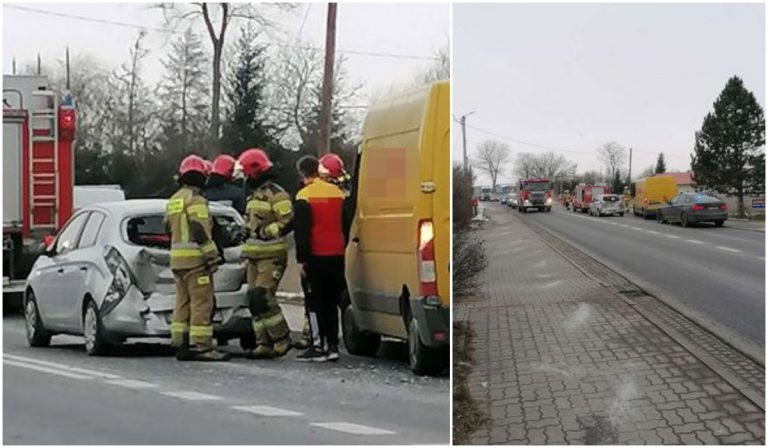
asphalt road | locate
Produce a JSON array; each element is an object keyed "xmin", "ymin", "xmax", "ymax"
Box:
[
  {"xmin": 493, "ymin": 203, "xmax": 765, "ymax": 360},
  {"xmin": 3, "ymin": 304, "xmax": 449, "ymax": 445}
]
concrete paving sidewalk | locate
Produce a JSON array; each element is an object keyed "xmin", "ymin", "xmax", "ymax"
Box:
[
  {"xmin": 454, "ymin": 207, "xmax": 765, "ymax": 444},
  {"xmin": 725, "ymin": 217, "xmax": 765, "ymax": 233}
]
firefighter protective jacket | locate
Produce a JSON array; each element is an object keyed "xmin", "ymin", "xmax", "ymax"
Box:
[
  {"xmin": 165, "ymin": 186, "xmax": 219, "ymax": 270},
  {"xmin": 294, "ymin": 178, "xmax": 346, "ymax": 264},
  {"xmin": 241, "ymin": 181, "xmax": 293, "ymax": 260}
]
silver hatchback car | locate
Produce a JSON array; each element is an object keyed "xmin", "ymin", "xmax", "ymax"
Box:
[{"xmin": 24, "ymin": 200, "xmax": 253, "ymax": 355}]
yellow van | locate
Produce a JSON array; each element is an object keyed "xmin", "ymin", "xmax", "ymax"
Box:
[
  {"xmin": 633, "ymin": 175, "xmax": 678, "ymax": 219},
  {"xmin": 343, "ymin": 81, "xmax": 449, "ymax": 375}
]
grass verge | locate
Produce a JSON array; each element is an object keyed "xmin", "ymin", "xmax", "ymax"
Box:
[{"xmin": 453, "ymin": 320, "xmax": 488, "ymax": 444}]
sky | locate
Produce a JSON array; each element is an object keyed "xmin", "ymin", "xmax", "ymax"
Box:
[
  {"xmin": 453, "ymin": 3, "xmax": 766, "ymax": 186},
  {"xmin": 2, "ymin": 2, "xmax": 449, "ymax": 103}
]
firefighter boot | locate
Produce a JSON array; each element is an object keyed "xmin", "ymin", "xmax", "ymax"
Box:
[
  {"xmin": 247, "ymin": 344, "xmax": 274, "ymax": 359},
  {"xmin": 271, "ymin": 338, "xmax": 292, "ymax": 358},
  {"xmin": 189, "ymin": 345, "xmax": 231, "ymax": 362},
  {"xmin": 175, "ymin": 334, "xmax": 195, "ymax": 361},
  {"xmin": 293, "ymin": 318, "xmax": 311, "ymax": 349}
]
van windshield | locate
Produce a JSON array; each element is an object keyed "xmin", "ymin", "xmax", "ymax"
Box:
[{"xmin": 126, "ymin": 214, "xmax": 243, "ymax": 249}]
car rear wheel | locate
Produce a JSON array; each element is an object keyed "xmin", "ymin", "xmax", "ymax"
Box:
[
  {"xmin": 681, "ymin": 213, "xmax": 690, "ymax": 227},
  {"xmin": 341, "ymin": 293, "xmax": 380, "ymax": 357},
  {"xmin": 407, "ymin": 316, "xmax": 442, "ymax": 376},
  {"xmin": 24, "ymin": 291, "xmax": 52, "ymax": 347},
  {"xmin": 714, "ymin": 220, "xmax": 724, "ymax": 227},
  {"xmin": 84, "ymin": 300, "xmax": 111, "ymax": 356}
]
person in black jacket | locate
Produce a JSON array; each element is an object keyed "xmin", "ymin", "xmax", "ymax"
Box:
[{"xmin": 205, "ymin": 154, "xmax": 246, "ymax": 215}]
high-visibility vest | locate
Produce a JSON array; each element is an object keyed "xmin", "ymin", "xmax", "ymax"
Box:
[
  {"xmin": 241, "ymin": 181, "xmax": 293, "ymax": 260},
  {"xmin": 165, "ymin": 186, "xmax": 219, "ymax": 270}
]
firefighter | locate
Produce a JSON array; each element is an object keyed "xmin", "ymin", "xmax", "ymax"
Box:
[
  {"xmin": 293, "ymin": 155, "xmax": 346, "ymax": 362},
  {"xmin": 205, "ymin": 154, "xmax": 247, "ymax": 215},
  {"xmin": 238, "ymin": 148, "xmax": 293, "ymax": 359},
  {"xmin": 165, "ymin": 155, "xmax": 230, "ymax": 362}
]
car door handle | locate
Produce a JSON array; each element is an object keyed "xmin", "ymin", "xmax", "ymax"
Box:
[
  {"xmin": 57, "ymin": 268, "xmax": 64, "ymax": 274},
  {"xmin": 80, "ymin": 267, "xmax": 88, "ymax": 272}
]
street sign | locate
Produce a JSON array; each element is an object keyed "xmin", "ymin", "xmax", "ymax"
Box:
[{"xmin": 752, "ymin": 198, "xmax": 765, "ymax": 209}]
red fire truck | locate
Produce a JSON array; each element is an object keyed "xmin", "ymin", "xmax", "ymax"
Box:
[
  {"xmin": 517, "ymin": 177, "xmax": 553, "ymax": 213},
  {"xmin": 572, "ymin": 183, "xmax": 611, "ymax": 214},
  {"xmin": 3, "ymin": 75, "xmax": 76, "ymax": 299}
]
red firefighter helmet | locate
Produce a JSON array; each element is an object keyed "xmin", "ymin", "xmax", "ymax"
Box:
[
  {"xmin": 179, "ymin": 155, "xmax": 208, "ymax": 176},
  {"xmin": 238, "ymin": 148, "xmax": 273, "ymax": 178},
  {"xmin": 211, "ymin": 154, "xmax": 236, "ymax": 179},
  {"xmin": 319, "ymin": 153, "xmax": 345, "ymax": 178}
]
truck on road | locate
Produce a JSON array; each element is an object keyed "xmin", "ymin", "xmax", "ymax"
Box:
[
  {"xmin": 517, "ymin": 177, "xmax": 553, "ymax": 212},
  {"xmin": 3, "ymin": 75, "xmax": 76, "ymax": 302},
  {"xmin": 572, "ymin": 183, "xmax": 611, "ymax": 214}
]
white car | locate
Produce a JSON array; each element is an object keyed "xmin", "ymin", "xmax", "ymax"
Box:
[
  {"xmin": 589, "ymin": 194, "xmax": 625, "ymax": 217},
  {"xmin": 24, "ymin": 200, "xmax": 254, "ymax": 355}
]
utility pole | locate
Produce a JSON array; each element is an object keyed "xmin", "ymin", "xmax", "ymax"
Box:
[
  {"xmin": 318, "ymin": 2, "xmax": 337, "ymax": 156},
  {"xmin": 12, "ymin": 57, "xmax": 16, "ymax": 75},
  {"xmin": 66, "ymin": 46, "xmax": 71, "ymax": 90},
  {"xmin": 36, "ymin": 53, "xmax": 41, "ymax": 75},
  {"xmin": 628, "ymin": 147, "xmax": 633, "ymax": 183},
  {"xmin": 461, "ymin": 115, "xmax": 468, "ymax": 169}
]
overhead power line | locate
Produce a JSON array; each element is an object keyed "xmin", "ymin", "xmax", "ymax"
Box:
[
  {"xmin": 466, "ymin": 124, "xmax": 689, "ymax": 159},
  {"xmin": 6, "ymin": 4, "xmax": 439, "ymax": 61}
]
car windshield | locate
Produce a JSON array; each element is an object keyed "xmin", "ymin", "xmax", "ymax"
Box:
[
  {"xmin": 601, "ymin": 195, "xmax": 620, "ymax": 202},
  {"xmin": 524, "ymin": 182, "xmax": 549, "ymax": 192},
  {"xmin": 126, "ymin": 213, "xmax": 243, "ymax": 249}
]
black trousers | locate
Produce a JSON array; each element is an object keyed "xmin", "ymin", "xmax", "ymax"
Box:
[{"xmin": 306, "ymin": 256, "xmax": 345, "ymax": 349}]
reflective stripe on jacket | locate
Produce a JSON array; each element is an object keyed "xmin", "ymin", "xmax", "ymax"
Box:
[
  {"xmin": 165, "ymin": 186, "xmax": 219, "ymax": 270},
  {"xmin": 241, "ymin": 181, "xmax": 293, "ymax": 260}
]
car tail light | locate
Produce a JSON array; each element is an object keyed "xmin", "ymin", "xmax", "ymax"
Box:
[
  {"xmin": 720, "ymin": 204, "xmax": 728, "ymax": 211},
  {"xmin": 101, "ymin": 246, "xmax": 136, "ymax": 316},
  {"xmin": 417, "ymin": 220, "xmax": 437, "ymax": 296},
  {"xmin": 691, "ymin": 204, "xmax": 705, "ymax": 211}
]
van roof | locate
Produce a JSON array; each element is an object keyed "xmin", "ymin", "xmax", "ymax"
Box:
[{"xmin": 362, "ymin": 81, "xmax": 447, "ymax": 138}]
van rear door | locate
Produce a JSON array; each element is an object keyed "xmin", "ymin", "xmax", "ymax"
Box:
[{"xmin": 430, "ymin": 82, "xmax": 450, "ymax": 306}]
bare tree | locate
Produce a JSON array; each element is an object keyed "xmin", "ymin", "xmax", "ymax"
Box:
[
  {"xmin": 596, "ymin": 142, "xmax": 627, "ymax": 184},
  {"xmin": 157, "ymin": 2, "xmax": 292, "ymax": 154},
  {"xmin": 473, "ymin": 140, "xmax": 511, "ymax": 192},
  {"xmin": 513, "ymin": 151, "xmax": 576, "ymax": 183},
  {"xmin": 415, "ymin": 44, "xmax": 449, "ymax": 85}
]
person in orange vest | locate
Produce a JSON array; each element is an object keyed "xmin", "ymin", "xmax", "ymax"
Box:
[
  {"xmin": 165, "ymin": 155, "xmax": 230, "ymax": 361},
  {"xmin": 293, "ymin": 155, "xmax": 347, "ymax": 362},
  {"xmin": 238, "ymin": 148, "xmax": 294, "ymax": 359}
]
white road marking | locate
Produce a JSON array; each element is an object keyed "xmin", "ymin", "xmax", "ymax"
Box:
[
  {"xmin": 629, "ymin": 227, "xmax": 642, "ymax": 231},
  {"xmin": 644, "ymin": 230, "xmax": 660, "ymax": 235},
  {"xmin": 310, "ymin": 422, "xmax": 396, "ymax": 435},
  {"xmin": 715, "ymin": 246, "xmax": 741, "ymax": 253},
  {"xmin": 541, "ymin": 280, "xmax": 562, "ymax": 289},
  {"xmin": 533, "ymin": 260, "xmax": 547, "ymax": 269},
  {"xmin": 231, "ymin": 405, "xmax": 303, "ymax": 417},
  {"xmin": 4, "ymin": 354, "xmax": 122, "ymax": 380},
  {"xmin": 664, "ymin": 234, "xmax": 681, "ymax": 239},
  {"xmin": 758, "ymin": 257, "xmax": 766, "ymax": 261},
  {"xmin": 3, "ymin": 359, "xmax": 93, "ymax": 380},
  {"xmin": 162, "ymin": 391, "xmax": 223, "ymax": 401},
  {"xmin": 105, "ymin": 379, "xmax": 159, "ymax": 389},
  {"xmin": 618, "ymin": 224, "xmax": 630, "ymax": 228},
  {"xmin": 686, "ymin": 239, "xmax": 705, "ymax": 244}
]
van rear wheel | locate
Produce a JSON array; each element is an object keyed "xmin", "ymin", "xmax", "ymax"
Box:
[
  {"xmin": 408, "ymin": 316, "xmax": 442, "ymax": 376},
  {"xmin": 341, "ymin": 294, "xmax": 380, "ymax": 357}
]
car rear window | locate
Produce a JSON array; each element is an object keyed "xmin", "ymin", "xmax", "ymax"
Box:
[
  {"xmin": 693, "ymin": 194, "xmax": 721, "ymax": 204},
  {"xmin": 602, "ymin": 195, "xmax": 620, "ymax": 202},
  {"xmin": 126, "ymin": 213, "xmax": 243, "ymax": 249}
]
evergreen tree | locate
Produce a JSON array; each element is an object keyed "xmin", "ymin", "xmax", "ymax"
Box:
[
  {"xmin": 222, "ymin": 25, "xmax": 274, "ymax": 154},
  {"xmin": 612, "ymin": 170, "xmax": 624, "ymax": 195},
  {"xmin": 655, "ymin": 152, "xmax": 666, "ymax": 174},
  {"xmin": 158, "ymin": 28, "xmax": 210, "ymax": 154},
  {"xmin": 691, "ymin": 76, "xmax": 765, "ymax": 217}
]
